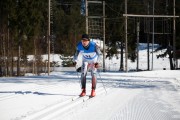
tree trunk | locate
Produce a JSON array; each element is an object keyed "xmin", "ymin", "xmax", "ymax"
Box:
[
  {"xmin": 120, "ymin": 42, "xmax": 124, "ymax": 71},
  {"xmin": 167, "ymin": 46, "xmax": 174, "ymax": 70}
]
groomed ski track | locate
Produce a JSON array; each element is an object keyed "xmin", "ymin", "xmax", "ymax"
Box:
[
  {"xmin": 22, "ymin": 87, "xmax": 109, "ymax": 120},
  {"xmin": 0, "ymin": 71, "xmax": 180, "ymax": 120}
]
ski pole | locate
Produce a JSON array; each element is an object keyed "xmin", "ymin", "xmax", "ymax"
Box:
[
  {"xmin": 75, "ymin": 65, "xmax": 79, "ymax": 79},
  {"xmin": 97, "ymin": 70, "xmax": 107, "ymax": 94},
  {"xmin": 75, "ymin": 65, "xmax": 82, "ymax": 89}
]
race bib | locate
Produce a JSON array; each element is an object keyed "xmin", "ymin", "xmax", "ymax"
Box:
[{"xmin": 82, "ymin": 52, "xmax": 97, "ymax": 60}]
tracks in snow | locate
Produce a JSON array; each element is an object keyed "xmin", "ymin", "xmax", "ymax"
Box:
[
  {"xmin": 0, "ymin": 78, "xmax": 80, "ymax": 102},
  {"xmin": 22, "ymin": 86, "xmax": 108, "ymax": 120}
]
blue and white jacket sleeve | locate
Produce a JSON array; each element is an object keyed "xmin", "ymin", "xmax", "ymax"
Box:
[
  {"xmin": 73, "ymin": 47, "xmax": 79, "ymax": 62},
  {"xmin": 95, "ymin": 44, "xmax": 103, "ymax": 63}
]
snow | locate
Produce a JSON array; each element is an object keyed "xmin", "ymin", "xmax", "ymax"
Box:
[{"xmin": 0, "ymin": 44, "xmax": 180, "ymax": 120}]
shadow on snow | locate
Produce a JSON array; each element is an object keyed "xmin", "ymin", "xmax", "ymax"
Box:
[
  {"xmin": 0, "ymin": 91, "xmax": 77, "ymax": 96},
  {"xmin": 100, "ymin": 78, "xmax": 178, "ymax": 91}
]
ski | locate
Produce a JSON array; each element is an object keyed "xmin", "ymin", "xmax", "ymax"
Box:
[
  {"xmin": 89, "ymin": 96, "xmax": 95, "ymax": 98},
  {"xmin": 82, "ymin": 95, "xmax": 95, "ymax": 102},
  {"xmin": 71, "ymin": 96, "xmax": 81, "ymax": 101},
  {"xmin": 72, "ymin": 94, "xmax": 96, "ymax": 103}
]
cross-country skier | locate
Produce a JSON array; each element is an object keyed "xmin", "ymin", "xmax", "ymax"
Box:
[{"xmin": 73, "ymin": 34, "xmax": 102, "ymax": 97}]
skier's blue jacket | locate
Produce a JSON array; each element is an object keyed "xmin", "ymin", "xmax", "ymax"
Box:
[{"xmin": 73, "ymin": 41, "xmax": 102, "ymax": 62}]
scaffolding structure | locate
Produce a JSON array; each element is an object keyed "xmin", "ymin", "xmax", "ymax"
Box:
[
  {"xmin": 85, "ymin": 0, "xmax": 106, "ymax": 71},
  {"xmin": 123, "ymin": 0, "xmax": 179, "ymax": 72},
  {"xmin": 88, "ymin": 18, "xmax": 103, "ymax": 39}
]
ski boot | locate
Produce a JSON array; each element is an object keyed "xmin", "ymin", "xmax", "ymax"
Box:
[
  {"xmin": 79, "ymin": 89, "xmax": 86, "ymax": 97},
  {"xmin": 90, "ymin": 89, "xmax": 96, "ymax": 97}
]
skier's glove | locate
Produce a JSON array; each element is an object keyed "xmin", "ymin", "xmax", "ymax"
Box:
[
  {"xmin": 94, "ymin": 63, "xmax": 99, "ymax": 68},
  {"xmin": 73, "ymin": 62, "xmax": 77, "ymax": 66}
]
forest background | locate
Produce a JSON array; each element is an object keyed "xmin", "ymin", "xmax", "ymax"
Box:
[{"xmin": 0, "ymin": 0, "xmax": 180, "ymax": 76}]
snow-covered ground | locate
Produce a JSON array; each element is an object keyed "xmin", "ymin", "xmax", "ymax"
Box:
[
  {"xmin": 0, "ymin": 70, "xmax": 180, "ymax": 120},
  {"xmin": 0, "ymin": 44, "xmax": 180, "ymax": 120}
]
